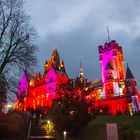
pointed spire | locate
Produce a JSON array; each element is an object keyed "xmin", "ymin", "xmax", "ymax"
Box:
[
  {"xmin": 126, "ymin": 63, "xmax": 135, "ymax": 79},
  {"xmin": 79, "ymin": 62, "xmax": 84, "ymax": 82},
  {"xmin": 45, "ymin": 60, "xmax": 48, "ymax": 65},
  {"xmin": 44, "ymin": 47, "xmax": 67, "ymax": 74},
  {"xmin": 52, "ymin": 43, "xmax": 59, "ymax": 56},
  {"xmin": 49, "ymin": 47, "xmax": 61, "ymax": 71},
  {"xmin": 44, "ymin": 60, "xmax": 48, "ymax": 75},
  {"xmin": 52, "ymin": 47, "xmax": 59, "ymax": 59}
]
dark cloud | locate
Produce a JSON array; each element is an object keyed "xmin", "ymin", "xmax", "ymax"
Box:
[{"xmin": 24, "ymin": 0, "xmax": 140, "ymax": 89}]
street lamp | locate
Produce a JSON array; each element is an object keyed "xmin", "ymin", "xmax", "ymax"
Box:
[
  {"xmin": 47, "ymin": 120, "xmax": 50, "ymax": 124},
  {"xmin": 46, "ymin": 120, "xmax": 50, "ymax": 134},
  {"xmin": 63, "ymin": 131, "xmax": 67, "ymax": 140},
  {"xmin": 3, "ymin": 104, "xmax": 12, "ymax": 113},
  {"xmin": 7, "ymin": 104, "xmax": 12, "ymax": 108},
  {"xmin": 45, "ymin": 120, "xmax": 55, "ymax": 135}
]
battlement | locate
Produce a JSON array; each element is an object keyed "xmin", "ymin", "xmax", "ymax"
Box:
[{"xmin": 98, "ymin": 40, "xmax": 122, "ymax": 54}]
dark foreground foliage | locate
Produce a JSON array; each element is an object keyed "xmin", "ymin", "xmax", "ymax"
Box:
[
  {"xmin": 0, "ymin": 109, "xmax": 27, "ymax": 139},
  {"xmin": 48, "ymin": 95, "xmax": 90, "ymax": 138},
  {"xmin": 78, "ymin": 115, "xmax": 140, "ymax": 140}
]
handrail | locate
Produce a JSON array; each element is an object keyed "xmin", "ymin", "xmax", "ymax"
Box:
[{"xmin": 27, "ymin": 120, "xmax": 32, "ymax": 139}]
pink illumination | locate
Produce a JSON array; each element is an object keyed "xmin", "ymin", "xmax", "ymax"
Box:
[
  {"xmin": 46, "ymin": 67, "xmax": 57, "ymax": 98},
  {"xmin": 18, "ymin": 72, "xmax": 28, "ymax": 95},
  {"xmin": 14, "ymin": 44, "xmax": 139, "ymax": 116},
  {"xmin": 98, "ymin": 40, "xmax": 125, "ymax": 98}
]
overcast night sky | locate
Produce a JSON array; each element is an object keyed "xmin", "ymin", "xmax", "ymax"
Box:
[{"xmin": 24, "ymin": 0, "xmax": 140, "ymax": 88}]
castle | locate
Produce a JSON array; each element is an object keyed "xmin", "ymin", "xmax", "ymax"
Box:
[{"xmin": 14, "ymin": 39, "xmax": 140, "ymax": 115}]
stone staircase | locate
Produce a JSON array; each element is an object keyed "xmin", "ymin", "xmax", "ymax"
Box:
[
  {"xmin": 28, "ymin": 120, "xmax": 58, "ymax": 140},
  {"xmin": 30, "ymin": 121, "xmax": 47, "ymax": 136}
]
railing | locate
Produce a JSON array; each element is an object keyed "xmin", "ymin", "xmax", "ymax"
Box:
[{"xmin": 27, "ymin": 120, "xmax": 32, "ymax": 139}]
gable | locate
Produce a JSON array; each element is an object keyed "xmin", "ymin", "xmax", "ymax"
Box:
[
  {"xmin": 46, "ymin": 67, "xmax": 57, "ymax": 84},
  {"xmin": 18, "ymin": 72, "xmax": 28, "ymax": 94}
]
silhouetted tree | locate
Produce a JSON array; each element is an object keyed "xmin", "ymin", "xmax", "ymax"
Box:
[
  {"xmin": 0, "ymin": 0, "xmax": 37, "ymax": 106},
  {"xmin": 49, "ymin": 95, "xmax": 90, "ymax": 138},
  {"xmin": 0, "ymin": 76, "xmax": 7, "ymax": 112}
]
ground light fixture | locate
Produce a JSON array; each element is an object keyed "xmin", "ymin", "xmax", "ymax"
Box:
[{"xmin": 63, "ymin": 131, "xmax": 67, "ymax": 140}]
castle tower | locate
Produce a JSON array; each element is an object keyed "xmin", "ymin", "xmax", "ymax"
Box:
[
  {"xmin": 98, "ymin": 40, "xmax": 125, "ymax": 98},
  {"xmin": 125, "ymin": 63, "xmax": 138, "ymax": 96},
  {"xmin": 125, "ymin": 63, "xmax": 140, "ymax": 112}
]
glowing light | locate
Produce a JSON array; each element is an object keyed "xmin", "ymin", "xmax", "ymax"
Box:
[
  {"xmin": 47, "ymin": 120, "xmax": 50, "ymax": 124},
  {"xmin": 29, "ymin": 80, "xmax": 34, "ymax": 86},
  {"xmin": 84, "ymin": 87, "xmax": 88, "ymax": 91},
  {"xmin": 44, "ymin": 120, "xmax": 55, "ymax": 135},
  {"xmin": 64, "ymin": 131, "xmax": 67, "ymax": 135},
  {"xmin": 7, "ymin": 104, "xmax": 12, "ymax": 108},
  {"xmin": 63, "ymin": 131, "xmax": 67, "ymax": 140},
  {"xmin": 128, "ymin": 103, "xmax": 133, "ymax": 116}
]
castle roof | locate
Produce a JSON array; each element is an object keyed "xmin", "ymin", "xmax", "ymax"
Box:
[
  {"xmin": 55, "ymin": 70, "xmax": 68, "ymax": 77},
  {"xmin": 89, "ymin": 79, "xmax": 102, "ymax": 89},
  {"xmin": 126, "ymin": 63, "xmax": 135, "ymax": 79},
  {"xmin": 44, "ymin": 47, "xmax": 68, "ymax": 79}
]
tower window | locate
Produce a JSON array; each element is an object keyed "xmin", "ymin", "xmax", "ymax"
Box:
[{"xmin": 50, "ymin": 77, "xmax": 54, "ymax": 83}]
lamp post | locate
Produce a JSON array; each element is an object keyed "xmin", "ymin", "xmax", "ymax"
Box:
[
  {"xmin": 63, "ymin": 131, "xmax": 67, "ymax": 140},
  {"xmin": 46, "ymin": 120, "xmax": 50, "ymax": 134},
  {"xmin": 47, "ymin": 120, "xmax": 50, "ymax": 124}
]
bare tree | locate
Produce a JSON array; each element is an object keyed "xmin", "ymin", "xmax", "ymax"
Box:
[
  {"xmin": 0, "ymin": 0, "xmax": 37, "ymax": 107},
  {"xmin": 0, "ymin": 77, "xmax": 7, "ymax": 112}
]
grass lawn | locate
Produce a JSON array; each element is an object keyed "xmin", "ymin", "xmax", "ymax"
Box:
[{"xmin": 76, "ymin": 115, "xmax": 140, "ymax": 140}]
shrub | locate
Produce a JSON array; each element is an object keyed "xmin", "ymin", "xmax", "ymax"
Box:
[{"xmin": 0, "ymin": 110, "xmax": 26, "ymax": 138}]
